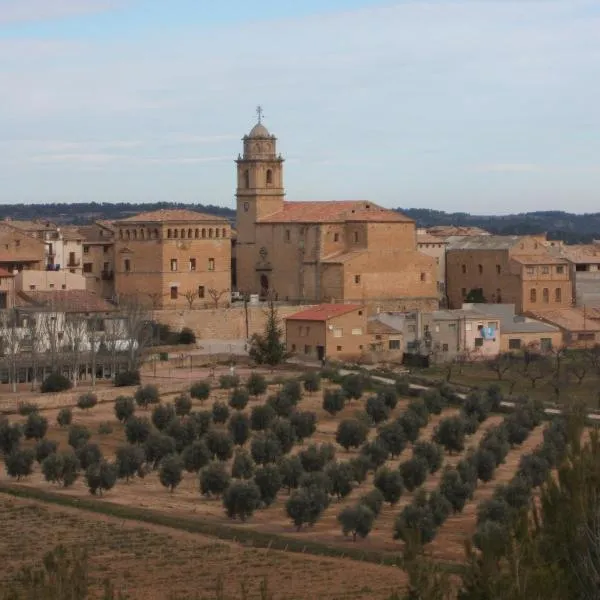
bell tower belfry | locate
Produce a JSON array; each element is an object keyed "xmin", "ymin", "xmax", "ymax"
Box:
[{"xmin": 235, "ymin": 108, "xmax": 284, "ymax": 294}]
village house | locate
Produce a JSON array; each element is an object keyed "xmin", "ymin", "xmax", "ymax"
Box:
[
  {"xmin": 549, "ymin": 243, "xmax": 600, "ymax": 307},
  {"xmin": 114, "ymin": 209, "xmax": 232, "ymax": 309},
  {"xmin": 416, "ymin": 230, "xmax": 448, "ymax": 299},
  {"xmin": 79, "ymin": 221, "xmax": 116, "ymax": 299},
  {"xmin": 235, "ymin": 116, "xmax": 438, "ymax": 311},
  {"xmin": 0, "ymin": 223, "xmax": 46, "ymax": 275},
  {"xmin": 526, "ymin": 307, "xmax": 600, "ymax": 349}
]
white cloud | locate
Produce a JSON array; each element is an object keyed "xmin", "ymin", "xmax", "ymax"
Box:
[{"xmin": 0, "ymin": 0, "xmax": 125, "ymax": 25}]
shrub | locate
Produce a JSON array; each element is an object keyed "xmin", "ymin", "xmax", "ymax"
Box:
[
  {"xmin": 219, "ymin": 373, "xmax": 240, "ymax": 389},
  {"xmin": 17, "ymin": 402, "xmax": 39, "ymax": 416},
  {"xmin": 286, "ymin": 486, "xmax": 329, "ymax": 530},
  {"xmin": 360, "ymin": 440, "xmax": 390, "ymax": 470},
  {"xmin": 336, "ymin": 419, "xmax": 369, "ymax": 451},
  {"xmin": 250, "ymin": 432, "xmax": 283, "ymax": 465},
  {"xmin": 394, "ymin": 501, "xmax": 437, "ymax": 545},
  {"xmin": 365, "ymin": 395, "xmax": 390, "ymax": 425},
  {"xmin": 278, "ymin": 455, "xmax": 304, "ymax": 492},
  {"xmin": 250, "ymin": 404, "xmax": 276, "ymax": 431},
  {"xmin": 77, "ymin": 392, "xmax": 98, "ymax": 411},
  {"xmin": 228, "ymin": 412, "xmax": 251, "ymax": 446},
  {"xmin": 290, "ymin": 411, "xmax": 317, "ymax": 441},
  {"xmin": 322, "ymin": 389, "xmax": 346, "ymax": 416},
  {"xmin": 159, "ymin": 454, "xmax": 184, "ymax": 492},
  {"xmin": 114, "ymin": 396, "xmax": 135, "ymax": 423},
  {"xmin": 41, "ymin": 373, "xmax": 72, "ymax": 393},
  {"xmin": 399, "ymin": 457, "xmax": 429, "ymax": 492},
  {"xmin": 56, "ymin": 407, "xmax": 73, "ymax": 427},
  {"xmin": 223, "ymin": 480, "xmax": 261, "ymax": 521},
  {"xmin": 96, "ymin": 421, "xmax": 113, "ymax": 435},
  {"xmin": 281, "ymin": 380, "xmax": 302, "ymax": 405},
  {"xmin": 174, "ymin": 394, "xmax": 192, "ymax": 417},
  {"xmin": 200, "ymin": 461, "xmax": 231, "ymax": 497},
  {"xmin": 325, "ymin": 461, "xmax": 355, "ymax": 500},
  {"xmin": 232, "ymin": 449, "xmax": 255, "ymax": 479},
  {"xmin": 413, "ymin": 441, "xmax": 444, "ymax": 474},
  {"xmin": 320, "ymin": 367, "xmax": 341, "ymax": 382},
  {"xmin": 178, "ymin": 327, "xmax": 196, "ymax": 345},
  {"xmin": 41, "ymin": 450, "xmax": 80, "ymax": 487},
  {"xmin": 205, "ymin": 430, "xmax": 234, "ymax": 462},
  {"xmin": 505, "ymin": 416, "xmax": 530, "ymax": 447},
  {"xmin": 151, "ymin": 403, "xmax": 176, "ymax": 431},
  {"xmin": 254, "ymin": 464, "xmax": 282, "ymax": 506},
  {"xmin": 359, "ymin": 488, "xmax": 385, "ymax": 516},
  {"xmin": 422, "ymin": 389, "xmax": 446, "ymax": 415},
  {"xmin": 114, "ymin": 370, "xmax": 140, "ymax": 387},
  {"xmin": 433, "ymin": 416, "xmax": 467, "ymax": 454},
  {"xmin": 395, "ymin": 378, "xmax": 411, "ymax": 396},
  {"xmin": 211, "ymin": 401, "xmax": 230, "ymax": 424},
  {"xmin": 68, "ymin": 424, "xmax": 90, "ymax": 449},
  {"xmin": 0, "ymin": 419, "xmax": 22, "ymax": 455},
  {"xmin": 35, "ymin": 439, "xmax": 58, "ymax": 464},
  {"xmin": 24, "ymin": 412, "xmax": 48, "ymax": 440},
  {"xmin": 374, "ymin": 466, "xmax": 404, "ymax": 505},
  {"xmin": 303, "ymin": 372, "xmax": 321, "ymax": 393},
  {"xmin": 115, "ymin": 444, "xmax": 146, "ymax": 481},
  {"xmin": 397, "ymin": 411, "xmax": 422, "ymax": 443},
  {"xmin": 229, "ymin": 388, "xmax": 250, "ymax": 411},
  {"xmin": 439, "ymin": 468, "xmax": 472, "ymax": 513},
  {"xmin": 378, "ymin": 387, "xmax": 398, "ymax": 410},
  {"xmin": 182, "ymin": 440, "xmax": 211, "ymax": 473},
  {"xmin": 124, "ymin": 416, "xmax": 152, "ymax": 445},
  {"xmin": 134, "ymin": 384, "xmax": 160, "ymax": 408},
  {"xmin": 341, "ymin": 374, "xmax": 367, "ymax": 400},
  {"xmin": 76, "ymin": 442, "xmax": 103, "ymax": 470},
  {"xmin": 189, "ymin": 381, "xmax": 211, "ymax": 403},
  {"xmin": 377, "ymin": 421, "xmax": 407, "ymax": 458},
  {"xmin": 338, "ymin": 504, "xmax": 375, "ymax": 541},
  {"xmin": 246, "ymin": 373, "xmax": 268, "ymax": 397},
  {"xmin": 85, "ymin": 461, "xmax": 117, "ymax": 496},
  {"xmin": 4, "ymin": 448, "xmax": 35, "ymax": 480}
]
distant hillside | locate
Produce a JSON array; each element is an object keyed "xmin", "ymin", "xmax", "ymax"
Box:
[
  {"xmin": 0, "ymin": 202, "xmax": 235, "ymax": 225},
  {"xmin": 401, "ymin": 208, "xmax": 600, "ymax": 244}
]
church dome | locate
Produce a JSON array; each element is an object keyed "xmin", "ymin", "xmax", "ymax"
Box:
[{"xmin": 248, "ymin": 122, "xmax": 271, "ymax": 138}]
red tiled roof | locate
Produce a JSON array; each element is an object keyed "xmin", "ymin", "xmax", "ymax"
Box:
[
  {"xmin": 286, "ymin": 303, "xmax": 364, "ymax": 321},
  {"xmin": 117, "ymin": 209, "xmax": 228, "ymax": 223},
  {"xmin": 16, "ymin": 290, "xmax": 117, "ymax": 313},
  {"xmin": 258, "ymin": 201, "xmax": 412, "ymax": 224},
  {"xmin": 510, "ymin": 255, "xmax": 568, "ymax": 266},
  {"xmin": 0, "ymin": 268, "xmax": 15, "ymax": 277}
]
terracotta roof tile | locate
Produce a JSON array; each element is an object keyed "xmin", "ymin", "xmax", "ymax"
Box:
[
  {"xmin": 258, "ymin": 201, "xmax": 412, "ymax": 224},
  {"xmin": 286, "ymin": 303, "xmax": 364, "ymax": 321},
  {"xmin": 555, "ymin": 244, "xmax": 600, "ymax": 264},
  {"xmin": 527, "ymin": 308, "xmax": 600, "ymax": 332},
  {"xmin": 510, "ymin": 254, "xmax": 569, "ymax": 265},
  {"xmin": 16, "ymin": 290, "xmax": 117, "ymax": 313},
  {"xmin": 417, "ymin": 233, "xmax": 448, "ymax": 245},
  {"xmin": 117, "ymin": 209, "xmax": 228, "ymax": 223}
]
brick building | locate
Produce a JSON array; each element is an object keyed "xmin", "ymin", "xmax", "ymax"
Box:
[
  {"xmin": 235, "ymin": 118, "xmax": 437, "ymax": 310},
  {"xmin": 0, "ymin": 223, "xmax": 46, "ymax": 274},
  {"xmin": 445, "ymin": 235, "xmax": 571, "ymax": 312},
  {"xmin": 114, "ymin": 209, "xmax": 231, "ymax": 308}
]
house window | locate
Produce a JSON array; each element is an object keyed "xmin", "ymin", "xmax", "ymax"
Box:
[
  {"xmin": 448, "ymin": 323, "xmax": 456, "ymax": 330},
  {"xmin": 354, "ymin": 231, "xmax": 359, "ymax": 243},
  {"xmin": 195, "ymin": 229, "xmax": 199, "ymax": 239},
  {"xmin": 180, "ymin": 229, "xmax": 185, "ymax": 238},
  {"xmin": 215, "ymin": 229, "xmax": 220, "ymax": 238},
  {"xmin": 420, "ymin": 272, "xmax": 426, "ymax": 282},
  {"xmin": 285, "ymin": 230, "xmax": 291, "ymax": 243},
  {"xmin": 103, "ymin": 262, "xmax": 109, "ymax": 271},
  {"xmin": 478, "ymin": 264, "xmax": 483, "ymax": 275},
  {"xmin": 198, "ymin": 285, "xmax": 205, "ymax": 298},
  {"xmin": 542, "ymin": 266, "xmax": 549, "ymax": 274},
  {"xmin": 167, "ymin": 229, "xmax": 173, "ymax": 238},
  {"xmin": 202, "ymin": 228, "xmax": 206, "ymax": 238},
  {"xmin": 354, "ymin": 275, "xmax": 361, "ymax": 284},
  {"xmin": 496, "ymin": 264, "xmax": 501, "ymax": 275},
  {"xmin": 555, "ymin": 287, "xmax": 562, "ymax": 302},
  {"xmin": 526, "ymin": 267, "xmax": 534, "ymax": 275},
  {"xmin": 461, "ymin": 287, "xmax": 467, "ymax": 297},
  {"xmin": 83, "ymin": 263, "xmax": 92, "ymax": 273},
  {"xmin": 461, "ymin": 264, "xmax": 467, "ymax": 274},
  {"xmin": 333, "ymin": 328, "xmax": 342, "ymax": 338},
  {"xmin": 304, "ymin": 345, "xmax": 311, "ymax": 354},
  {"xmin": 49, "ymin": 283, "xmax": 54, "ymax": 289},
  {"xmin": 465, "ymin": 323, "xmax": 472, "ymax": 331},
  {"xmin": 474, "ymin": 338, "xmax": 484, "ymax": 347},
  {"xmin": 124, "ymin": 259, "xmax": 131, "ymax": 272},
  {"xmin": 83, "ymin": 245, "xmax": 89, "ymax": 254},
  {"xmin": 188, "ymin": 228, "xmax": 193, "ymax": 238},
  {"xmin": 358, "ymin": 310, "xmax": 363, "ymax": 316},
  {"xmin": 189, "ymin": 258, "xmax": 196, "ymax": 271},
  {"xmin": 104, "ymin": 245, "xmax": 109, "ymax": 253},
  {"xmin": 578, "ymin": 333, "xmax": 595, "ymax": 341},
  {"xmin": 170, "ymin": 259, "xmax": 178, "ymax": 272},
  {"xmin": 222, "ymin": 228, "xmax": 227, "ymax": 238},
  {"xmin": 291, "ymin": 344, "xmax": 296, "ymax": 352},
  {"xmin": 334, "ymin": 233, "xmax": 339, "ymax": 242},
  {"xmin": 243, "ymin": 169, "xmax": 250, "ymax": 188},
  {"xmin": 336, "ymin": 346, "xmax": 342, "ymax": 351},
  {"xmin": 557, "ymin": 265, "xmax": 564, "ymax": 274},
  {"xmin": 540, "ymin": 338, "xmax": 553, "ymax": 351},
  {"xmin": 508, "ymin": 338, "xmax": 522, "ymax": 350},
  {"xmin": 442, "ymin": 343, "xmax": 449, "ymax": 352},
  {"xmin": 209, "ymin": 228, "xmax": 213, "ymax": 238},
  {"xmin": 173, "ymin": 229, "xmax": 178, "ymax": 238},
  {"xmin": 170, "ymin": 286, "xmax": 178, "ymax": 300},
  {"xmin": 351, "ymin": 328, "xmax": 363, "ymax": 335},
  {"xmin": 530, "ymin": 288, "xmax": 536, "ymax": 303},
  {"xmin": 208, "ymin": 258, "xmax": 215, "ymax": 271},
  {"xmin": 266, "ymin": 169, "xmax": 273, "ymax": 185},
  {"xmin": 543, "ymin": 288, "xmax": 549, "ymax": 303},
  {"xmin": 29, "ymin": 285, "xmax": 36, "ymax": 291},
  {"xmin": 388, "ymin": 339, "xmax": 401, "ymax": 350}
]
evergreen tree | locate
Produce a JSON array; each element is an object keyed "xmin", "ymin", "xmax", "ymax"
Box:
[{"xmin": 248, "ymin": 299, "xmax": 289, "ymax": 367}]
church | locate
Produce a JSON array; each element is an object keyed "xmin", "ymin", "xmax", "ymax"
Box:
[{"xmin": 235, "ymin": 113, "xmax": 438, "ymax": 311}]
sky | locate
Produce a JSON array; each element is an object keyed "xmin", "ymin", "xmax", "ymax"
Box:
[{"xmin": 0, "ymin": 0, "xmax": 599, "ymax": 214}]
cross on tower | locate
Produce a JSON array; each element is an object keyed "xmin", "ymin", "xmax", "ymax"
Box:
[{"xmin": 256, "ymin": 105, "xmax": 264, "ymax": 124}]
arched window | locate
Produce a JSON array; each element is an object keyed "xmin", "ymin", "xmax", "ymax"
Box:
[
  {"xmin": 140, "ymin": 229, "xmax": 145, "ymax": 240},
  {"xmin": 478, "ymin": 264, "xmax": 483, "ymax": 275},
  {"xmin": 222, "ymin": 228, "xmax": 226, "ymax": 238},
  {"xmin": 216, "ymin": 229, "xmax": 220, "ymax": 238},
  {"xmin": 180, "ymin": 228, "xmax": 185, "ymax": 238},
  {"xmin": 530, "ymin": 288, "xmax": 537, "ymax": 303},
  {"xmin": 209, "ymin": 228, "xmax": 213, "ymax": 238},
  {"xmin": 195, "ymin": 229, "xmax": 199, "ymax": 239},
  {"xmin": 243, "ymin": 169, "xmax": 250, "ymax": 188},
  {"xmin": 167, "ymin": 229, "xmax": 172, "ymax": 239},
  {"xmin": 353, "ymin": 231, "xmax": 359, "ymax": 243},
  {"xmin": 188, "ymin": 228, "xmax": 192, "ymax": 238},
  {"xmin": 266, "ymin": 169, "xmax": 273, "ymax": 185},
  {"xmin": 543, "ymin": 288, "xmax": 549, "ymax": 303},
  {"xmin": 154, "ymin": 228, "xmax": 159, "ymax": 239},
  {"xmin": 133, "ymin": 230, "xmax": 138, "ymax": 240},
  {"xmin": 202, "ymin": 228, "xmax": 206, "ymax": 238},
  {"xmin": 174, "ymin": 229, "xmax": 178, "ymax": 238},
  {"xmin": 555, "ymin": 287, "xmax": 562, "ymax": 302},
  {"xmin": 496, "ymin": 288, "xmax": 502, "ymax": 303},
  {"xmin": 126, "ymin": 230, "xmax": 131, "ymax": 240}
]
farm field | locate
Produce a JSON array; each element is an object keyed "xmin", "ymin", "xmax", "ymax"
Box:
[
  {"xmin": 0, "ymin": 370, "xmax": 559, "ymax": 566},
  {"xmin": 0, "ymin": 495, "xmax": 406, "ymax": 599}
]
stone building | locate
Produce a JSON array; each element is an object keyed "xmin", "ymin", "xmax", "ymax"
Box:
[
  {"xmin": 549, "ymin": 243, "xmax": 600, "ymax": 307},
  {"xmin": 235, "ymin": 118, "xmax": 437, "ymax": 311},
  {"xmin": 445, "ymin": 235, "xmax": 572, "ymax": 313},
  {"xmin": 114, "ymin": 209, "xmax": 231, "ymax": 308},
  {"xmin": 416, "ymin": 230, "xmax": 448, "ymax": 299},
  {"xmin": 79, "ymin": 221, "xmax": 116, "ymax": 299},
  {"xmin": 0, "ymin": 223, "xmax": 46, "ymax": 274}
]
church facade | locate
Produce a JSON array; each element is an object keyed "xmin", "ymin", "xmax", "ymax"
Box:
[{"xmin": 235, "ymin": 118, "xmax": 438, "ymax": 311}]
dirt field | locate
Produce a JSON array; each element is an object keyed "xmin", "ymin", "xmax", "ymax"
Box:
[
  {"xmin": 0, "ymin": 495, "xmax": 406, "ymax": 599},
  {"xmin": 1, "ymin": 376, "xmax": 550, "ymax": 564}
]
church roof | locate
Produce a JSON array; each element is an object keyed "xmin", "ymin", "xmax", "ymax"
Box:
[
  {"xmin": 247, "ymin": 123, "xmax": 271, "ymax": 138},
  {"xmin": 258, "ymin": 201, "xmax": 412, "ymax": 224},
  {"xmin": 116, "ymin": 209, "xmax": 228, "ymax": 223}
]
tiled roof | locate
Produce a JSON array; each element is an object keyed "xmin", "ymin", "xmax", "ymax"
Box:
[
  {"xmin": 367, "ymin": 319, "xmax": 403, "ymax": 335},
  {"xmin": 117, "ymin": 209, "xmax": 228, "ymax": 223},
  {"xmin": 6, "ymin": 219, "xmax": 57, "ymax": 232},
  {"xmin": 16, "ymin": 290, "xmax": 117, "ymax": 313},
  {"xmin": 446, "ymin": 235, "xmax": 524, "ymax": 251},
  {"xmin": 433, "ymin": 309, "xmax": 500, "ymax": 321},
  {"xmin": 79, "ymin": 225, "xmax": 115, "ymax": 243},
  {"xmin": 60, "ymin": 226, "xmax": 83, "ymax": 241},
  {"xmin": 527, "ymin": 308, "xmax": 600, "ymax": 332},
  {"xmin": 555, "ymin": 244, "xmax": 600, "ymax": 264},
  {"xmin": 258, "ymin": 201, "xmax": 412, "ymax": 224},
  {"xmin": 0, "ymin": 254, "xmax": 42, "ymax": 263},
  {"xmin": 286, "ymin": 303, "xmax": 364, "ymax": 321},
  {"xmin": 427, "ymin": 226, "xmax": 490, "ymax": 238},
  {"xmin": 417, "ymin": 233, "xmax": 447, "ymax": 245},
  {"xmin": 510, "ymin": 254, "xmax": 568, "ymax": 266},
  {"xmin": 465, "ymin": 303, "xmax": 560, "ymax": 333}
]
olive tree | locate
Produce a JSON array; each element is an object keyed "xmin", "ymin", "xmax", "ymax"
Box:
[{"xmin": 338, "ymin": 504, "xmax": 375, "ymax": 541}]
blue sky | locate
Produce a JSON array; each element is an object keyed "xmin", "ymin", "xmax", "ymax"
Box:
[{"xmin": 1, "ymin": 0, "xmax": 599, "ymax": 213}]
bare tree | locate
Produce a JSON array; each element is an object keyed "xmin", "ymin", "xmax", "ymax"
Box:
[
  {"xmin": 0, "ymin": 309, "xmax": 22, "ymax": 393},
  {"xmin": 120, "ymin": 297, "xmax": 152, "ymax": 372},
  {"xmin": 585, "ymin": 344, "xmax": 600, "ymax": 375},
  {"xmin": 64, "ymin": 315, "xmax": 87, "ymax": 388},
  {"xmin": 522, "ymin": 357, "xmax": 550, "ymax": 389},
  {"xmin": 184, "ymin": 290, "xmax": 197, "ymax": 309},
  {"xmin": 42, "ymin": 311, "xmax": 62, "ymax": 373},
  {"xmin": 23, "ymin": 313, "xmax": 41, "ymax": 391},
  {"xmin": 86, "ymin": 317, "xmax": 100, "ymax": 387},
  {"xmin": 566, "ymin": 351, "xmax": 589, "ymax": 385},
  {"xmin": 207, "ymin": 288, "xmax": 230, "ymax": 309},
  {"xmin": 105, "ymin": 316, "xmax": 125, "ymax": 378},
  {"xmin": 487, "ymin": 352, "xmax": 515, "ymax": 380}
]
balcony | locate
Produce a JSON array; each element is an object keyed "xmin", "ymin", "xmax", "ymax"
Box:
[
  {"xmin": 101, "ymin": 270, "xmax": 114, "ymax": 281},
  {"xmin": 67, "ymin": 259, "xmax": 81, "ymax": 267}
]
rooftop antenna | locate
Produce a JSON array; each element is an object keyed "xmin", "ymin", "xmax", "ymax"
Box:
[{"xmin": 256, "ymin": 105, "xmax": 264, "ymax": 124}]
